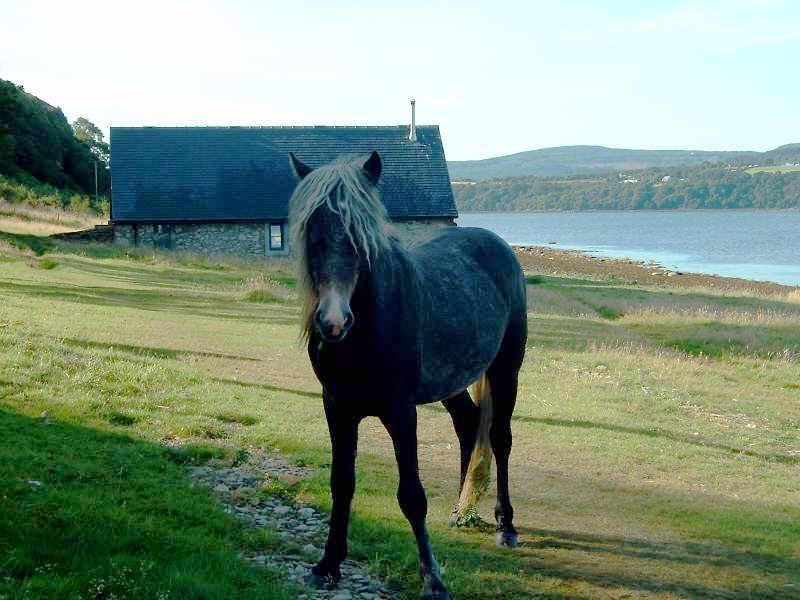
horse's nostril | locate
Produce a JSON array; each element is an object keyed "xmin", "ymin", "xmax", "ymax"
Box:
[{"xmin": 343, "ymin": 313, "xmax": 354, "ymax": 328}]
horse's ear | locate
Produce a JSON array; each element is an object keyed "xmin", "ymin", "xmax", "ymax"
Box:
[
  {"xmin": 289, "ymin": 152, "xmax": 313, "ymax": 179},
  {"xmin": 363, "ymin": 151, "xmax": 382, "ymax": 183}
]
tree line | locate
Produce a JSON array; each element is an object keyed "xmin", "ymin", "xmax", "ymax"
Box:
[
  {"xmin": 453, "ymin": 162, "xmax": 800, "ymax": 211},
  {"xmin": 0, "ymin": 78, "xmax": 109, "ymax": 214}
]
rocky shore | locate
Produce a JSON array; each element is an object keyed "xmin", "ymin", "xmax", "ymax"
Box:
[{"xmin": 513, "ymin": 245, "xmax": 796, "ymax": 293}]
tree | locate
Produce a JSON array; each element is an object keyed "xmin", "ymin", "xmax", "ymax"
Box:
[{"xmin": 72, "ymin": 117, "xmax": 109, "ymax": 165}]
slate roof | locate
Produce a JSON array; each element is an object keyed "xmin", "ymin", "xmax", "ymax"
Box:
[{"xmin": 110, "ymin": 126, "xmax": 456, "ymax": 222}]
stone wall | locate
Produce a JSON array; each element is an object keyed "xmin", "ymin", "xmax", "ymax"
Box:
[
  {"xmin": 113, "ymin": 217, "xmax": 455, "ymax": 256},
  {"xmin": 113, "ymin": 221, "xmax": 289, "ymax": 257},
  {"xmin": 113, "ymin": 224, "xmax": 135, "ymax": 246}
]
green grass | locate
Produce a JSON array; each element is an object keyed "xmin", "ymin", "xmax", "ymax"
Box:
[
  {"xmin": 745, "ymin": 165, "xmax": 800, "ymax": 174},
  {"xmin": 1, "ymin": 233, "xmax": 799, "ymax": 598},
  {"xmin": 0, "ymin": 409, "xmax": 295, "ymax": 599},
  {"xmin": 244, "ymin": 289, "xmax": 286, "ymax": 303}
]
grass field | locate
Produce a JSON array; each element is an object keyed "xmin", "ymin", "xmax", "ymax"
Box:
[
  {"xmin": 1, "ymin": 228, "xmax": 799, "ymax": 599},
  {"xmin": 745, "ymin": 165, "xmax": 800, "ymax": 175},
  {"xmin": 0, "ymin": 200, "xmax": 105, "ymax": 235}
]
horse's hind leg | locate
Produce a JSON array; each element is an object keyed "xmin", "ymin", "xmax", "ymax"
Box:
[
  {"xmin": 442, "ymin": 390, "xmax": 479, "ymax": 518},
  {"xmin": 487, "ymin": 366, "xmax": 519, "ymax": 547}
]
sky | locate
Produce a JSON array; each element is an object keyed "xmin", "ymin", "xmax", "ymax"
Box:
[{"xmin": 1, "ymin": 0, "xmax": 799, "ymax": 160}]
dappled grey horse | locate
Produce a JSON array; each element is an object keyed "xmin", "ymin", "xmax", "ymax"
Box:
[{"xmin": 288, "ymin": 151, "xmax": 527, "ymax": 600}]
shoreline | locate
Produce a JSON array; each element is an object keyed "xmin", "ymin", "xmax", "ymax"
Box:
[
  {"xmin": 512, "ymin": 245, "xmax": 799, "ymax": 294},
  {"xmin": 460, "ymin": 208, "xmax": 800, "ymax": 214}
]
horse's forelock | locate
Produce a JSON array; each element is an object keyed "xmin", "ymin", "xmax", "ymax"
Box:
[{"xmin": 289, "ymin": 157, "xmax": 394, "ymax": 340}]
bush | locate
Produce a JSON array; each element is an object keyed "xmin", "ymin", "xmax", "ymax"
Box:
[
  {"xmin": 0, "ymin": 174, "xmax": 107, "ymax": 216},
  {"xmin": 67, "ymin": 194, "xmax": 91, "ymax": 213}
]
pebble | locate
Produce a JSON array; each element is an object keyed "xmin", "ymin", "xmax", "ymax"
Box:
[{"xmin": 189, "ymin": 450, "xmax": 396, "ymax": 599}]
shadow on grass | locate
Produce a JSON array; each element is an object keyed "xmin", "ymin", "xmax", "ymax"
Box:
[
  {"xmin": 512, "ymin": 414, "xmax": 799, "ymax": 464},
  {"xmin": 345, "ymin": 495, "xmax": 799, "ymax": 599},
  {"xmin": 61, "ymin": 337, "xmax": 262, "ymax": 362},
  {"xmin": 526, "ymin": 315, "xmax": 644, "ymax": 350},
  {"xmin": 421, "ymin": 404, "xmax": 798, "ymax": 463},
  {"xmin": 56, "ymin": 256, "xmax": 251, "ymax": 289},
  {"xmin": 0, "ymin": 280, "xmax": 298, "ymax": 324},
  {"xmin": 0, "ymin": 230, "xmax": 54, "ymax": 255},
  {"xmin": 507, "ymin": 525, "xmax": 800, "ymax": 599},
  {"xmin": 517, "ymin": 525, "xmax": 796, "ymax": 574},
  {"xmin": 0, "ymin": 408, "xmax": 294, "ymax": 599},
  {"xmin": 211, "ymin": 377, "xmax": 322, "ymax": 399}
]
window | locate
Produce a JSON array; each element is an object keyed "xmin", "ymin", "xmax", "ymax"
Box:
[
  {"xmin": 269, "ymin": 223, "xmax": 284, "ymax": 251},
  {"xmin": 154, "ymin": 224, "xmax": 174, "ymax": 250}
]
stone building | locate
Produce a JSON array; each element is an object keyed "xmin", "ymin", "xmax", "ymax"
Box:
[{"xmin": 110, "ymin": 124, "xmax": 457, "ymax": 256}]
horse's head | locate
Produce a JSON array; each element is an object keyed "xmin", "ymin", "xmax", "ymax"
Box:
[{"xmin": 288, "ymin": 151, "xmax": 385, "ymax": 343}]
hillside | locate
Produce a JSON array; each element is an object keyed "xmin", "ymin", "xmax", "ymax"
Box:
[
  {"xmin": 447, "ymin": 144, "xmax": 800, "ymax": 181},
  {"xmin": 453, "ymin": 160, "xmax": 800, "ymax": 211},
  {"xmin": 0, "ymin": 78, "xmax": 109, "ymax": 198}
]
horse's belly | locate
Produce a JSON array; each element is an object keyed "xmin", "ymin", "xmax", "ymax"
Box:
[{"xmin": 416, "ymin": 308, "xmax": 507, "ymax": 403}]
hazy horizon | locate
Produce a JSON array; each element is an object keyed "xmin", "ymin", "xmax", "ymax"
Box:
[{"xmin": 2, "ymin": 0, "xmax": 799, "ymax": 161}]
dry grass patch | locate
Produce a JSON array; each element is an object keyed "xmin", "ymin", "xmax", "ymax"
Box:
[
  {"xmin": 0, "ymin": 200, "xmax": 104, "ymax": 231},
  {"xmin": 622, "ymin": 305, "xmax": 800, "ymax": 326},
  {"xmin": 240, "ymin": 274, "xmax": 296, "ymax": 303}
]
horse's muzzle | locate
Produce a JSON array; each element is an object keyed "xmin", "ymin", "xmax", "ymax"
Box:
[{"xmin": 315, "ymin": 309, "xmax": 354, "ymax": 343}]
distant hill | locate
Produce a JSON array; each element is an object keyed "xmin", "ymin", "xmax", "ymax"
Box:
[
  {"xmin": 448, "ymin": 145, "xmax": 767, "ymax": 181},
  {"xmin": 453, "ymin": 155, "xmax": 800, "ymax": 212}
]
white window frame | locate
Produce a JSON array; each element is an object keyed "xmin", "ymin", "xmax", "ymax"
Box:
[{"xmin": 267, "ymin": 222, "xmax": 284, "ymax": 252}]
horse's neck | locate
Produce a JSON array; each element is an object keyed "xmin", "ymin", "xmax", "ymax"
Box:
[{"xmin": 355, "ymin": 241, "xmax": 418, "ymax": 333}]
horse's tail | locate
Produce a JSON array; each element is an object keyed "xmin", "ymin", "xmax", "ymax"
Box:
[{"xmin": 454, "ymin": 374, "xmax": 493, "ymax": 522}]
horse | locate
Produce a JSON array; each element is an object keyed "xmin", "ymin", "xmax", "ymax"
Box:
[{"xmin": 287, "ymin": 151, "xmax": 527, "ymax": 600}]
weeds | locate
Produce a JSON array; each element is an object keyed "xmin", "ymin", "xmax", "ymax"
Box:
[
  {"xmin": 106, "ymin": 411, "xmax": 137, "ymax": 426},
  {"xmin": 241, "ymin": 274, "xmax": 294, "ymax": 303}
]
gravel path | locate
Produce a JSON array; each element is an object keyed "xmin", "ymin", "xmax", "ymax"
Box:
[{"xmin": 189, "ymin": 454, "xmax": 397, "ymax": 600}]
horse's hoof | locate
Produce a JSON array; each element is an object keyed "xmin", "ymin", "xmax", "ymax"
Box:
[
  {"xmin": 304, "ymin": 572, "xmax": 338, "ymax": 589},
  {"xmin": 495, "ymin": 529, "xmax": 518, "ymax": 548},
  {"xmin": 422, "ymin": 577, "xmax": 451, "ymax": 599}
]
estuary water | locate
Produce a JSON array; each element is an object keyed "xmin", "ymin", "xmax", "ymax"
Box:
[{"xmin": 457, "ymin": 210, "xmax": 800, "ymax": 286}]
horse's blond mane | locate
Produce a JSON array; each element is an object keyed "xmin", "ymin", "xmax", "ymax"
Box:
[{"xmin": 289, "ymin": 156, "xmax": 395, "ymax": 340}]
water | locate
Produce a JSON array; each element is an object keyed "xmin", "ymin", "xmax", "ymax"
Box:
[{"xmin": 457, "ymin": 211, "xmax": 800, "ymax": 286}]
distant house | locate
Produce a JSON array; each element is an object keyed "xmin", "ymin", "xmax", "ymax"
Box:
[{"xmin": 110, "ymin": 125, "xmax": 457, "ymax": 256}]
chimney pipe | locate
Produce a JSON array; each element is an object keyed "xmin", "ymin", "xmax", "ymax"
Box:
[{"xmin": 409, "ymin": 98, "xmax": 417, "ymax": 142}]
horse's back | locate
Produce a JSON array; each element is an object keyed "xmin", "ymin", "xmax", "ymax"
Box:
[
  {"xmin": 409, "ymin": 227, "xmax": 526, "ymax": 402},
  {"xmin": 412, "ymin": 226, "xmax": 525, "ymax": 304}
]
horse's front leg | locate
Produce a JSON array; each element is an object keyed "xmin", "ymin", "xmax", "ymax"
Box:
[
  {"xmin": 307, "ymin": 398, "xmax": 359, "ymax": 587},
  {"xmin": 383, "ymin": 406, "xmax": 451, "ymax": 600}
]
